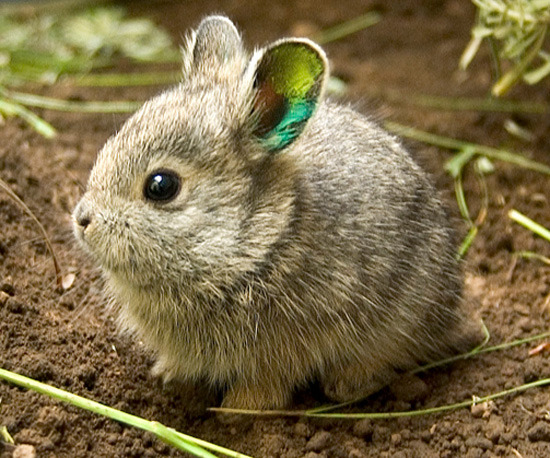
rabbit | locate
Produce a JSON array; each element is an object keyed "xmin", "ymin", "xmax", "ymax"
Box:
[{"xmin": 73, "ymin": 15, "xmax": 482, "ymax": 410}]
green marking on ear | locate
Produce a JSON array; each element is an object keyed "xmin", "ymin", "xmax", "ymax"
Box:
[
  {"xmin": 260, "ymin": 99, "xmax": 316, "ymax": 151},
  {"xmin": 267, "ymin": 44, "xmax": 324, "ymax": 101},
  {"xmin": 253, "ymin": 40, "xmax": 326, "ymax": 152}
]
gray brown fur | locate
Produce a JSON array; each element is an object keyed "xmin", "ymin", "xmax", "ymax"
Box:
[{"xmin": 73, "ymin": 16, "xmax": 480, "ymax": 409}]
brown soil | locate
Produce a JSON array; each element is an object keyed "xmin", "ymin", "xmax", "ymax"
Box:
[{"xmin": 2, "ymin": 1, "xmax": 550, "ymax": 457}]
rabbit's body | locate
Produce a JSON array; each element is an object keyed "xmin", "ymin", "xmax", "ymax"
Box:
[{"xmin": 74, "ymin": 16, "xmax": 480, "ymax": 409}]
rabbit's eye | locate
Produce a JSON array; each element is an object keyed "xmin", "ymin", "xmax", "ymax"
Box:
[{"xmin": 144, "ymin": 170, "xmax": 181, "ymax": 202}]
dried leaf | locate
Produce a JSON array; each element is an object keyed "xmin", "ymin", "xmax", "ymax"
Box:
[{"xmin": 528, "ymin": 342, "xmax": 550, "ymax": 356}]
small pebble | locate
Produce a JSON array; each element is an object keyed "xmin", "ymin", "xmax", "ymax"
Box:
[
  {"xmin": 465, "ymin": 436, "xmax": 493, "ymax": 450},
  {"xmin": 391, "ymin": 433, "xmax": 402, "ymax": 445},
  {"xmin": 420, "ymin": 429, "xmax": 432, "ymax": 443},
  {"xmin": 391, "ymin": 452, "xmax": 407, "ymax": 458},
  {"xmin": 305, "ymin": 430, "xmax": 331, "ymax": 451},
  {"xmin": 499, "ymin": 431, "xmax": 515, "ymax": 445},
  {"xmin": 372, "ymin": 426, "xmax": 390, "ymax": 444},
  {"xmin": 0, "ymin": 290, "xmax": 9, "ymax": 306},
  {"xmin": 1, "ymin": 279, "xmax": 15, "ymax": 296},
  {"xmin": 303, "ymin": 452, "xmax": 324, "ymax": 458},
  {"xmin": 12, "ymin": 444, "xmax": 36, "ymax": 458},
  {"xmin": 348, "ymin": 448, "xmax": 367, "ymax": 458},
  {"xmin": 262, "ymin": 433, "xmax": 286, "ymax": 455},
  {"xmin": 105, "ymin": 433, "xmax": 118, "ymax": 445},
  {"xmin": 464, "ymin": 447, "xmax": 483, "ymax": 458},
  {"xmin": 527, "ymin": 421, "xmax": 550, "ymax": 442},
  {"xmin": 517, "ymin": 317, "xmax": 535, "ymax": 332},
  {"xmin": 352, "ymin": 419, "xmax": 373, "ymax": 438},
  {"xmin": 294, "ymin": 421, "xmax": 314, "ymax": 438},
  {"xmin": 6, "ymin": 298, "xmax": 24, "ymax": 314},
  {"xmin": 484, "ymin": 417, "xmax": 505, "ymax": 443},
  {"xmin": 449, "ymin": 437, "xmax": 461, "ymax": 450},
  {"xmin": 470, "ymin": 401, "xmax": 494, "ymax": 418}
]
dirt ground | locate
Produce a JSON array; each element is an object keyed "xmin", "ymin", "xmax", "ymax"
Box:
[{"xmin": 2, "ymin": 0, "xmax": 550, "ymax": 457}]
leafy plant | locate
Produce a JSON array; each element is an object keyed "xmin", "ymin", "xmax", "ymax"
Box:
[
  {"xmin": 0, "ymin": 6, "xmax": 178, "ymax": 85},
  {"xmin": 0, "ymin": 5, "xmax": 179, "ymax": 134},
  {"xmin": 461, "ymin": 0, "xmax": 550, "ymax": 95}
]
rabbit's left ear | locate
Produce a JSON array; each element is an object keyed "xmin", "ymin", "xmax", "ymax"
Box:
[
  {"xmin": 250, "ymin": 39, "xmax": 327, "ymax": 152},
  {"xmin": 184, "ymin": 15, "xmax": 243, "ymax": 78}
]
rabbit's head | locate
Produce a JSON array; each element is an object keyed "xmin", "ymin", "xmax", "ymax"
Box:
[{"xmin": 73, "ymin": 16, "xmax": 328, "ymax": 291}]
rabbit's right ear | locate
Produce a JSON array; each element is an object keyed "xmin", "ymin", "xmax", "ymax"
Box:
[
  {"xmin": 248, "ymin": 39, "xmax": 328, "ymax": 152},
  {"xmin": 182, "ymin": 15, "xmax": 243, "ymax": 79}
]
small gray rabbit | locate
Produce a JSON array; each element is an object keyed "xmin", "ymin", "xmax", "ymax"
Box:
[{"xmin": 73, "ymin": 15, "xmax": 481, "ymax": 409}]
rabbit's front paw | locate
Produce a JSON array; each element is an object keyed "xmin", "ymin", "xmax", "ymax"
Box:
[
  {"xmin": 222, "ymin": 379, "xmax": 290, "ymax": 410},
  {"xmin": 321, "ymin": 363, "xmax": 397, "ymax": 402}
]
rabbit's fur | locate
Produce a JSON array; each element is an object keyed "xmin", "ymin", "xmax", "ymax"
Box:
[{"xmin": 73, "ymin": 16, "xmax": 481, "ymax": 409}]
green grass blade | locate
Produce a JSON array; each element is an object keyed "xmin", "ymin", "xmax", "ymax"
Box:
[
  {"xmin": 389, "ymin": 92, "xmax": 549, "ymax": 114},
  {"xmin": 0, "ymin": 97, "xmax": 57, "ymax": 137},
  {"xmin": 68, "ymin": 70, "xmax": 181, "ymax": 87},
  {"xmin": 0, "ymin": 425, "xmax": 14, "ymax": 444},
  {"xmin": 305, "ymin": 378, "xmax": 550, "ymax": 419},
  {"xmin": 5, "ymin": 90, "xmax": 142, "ymax": 113},
  {"xmin": 523, "ymin": 52, "xmax": 550, "ymax": 85},
  {"xmin": 445, "ymin": 147, "xmax": 477, "ymax": 179},
  {"xmin": 514, "ymin": 251, "xmax": 550, "ymax": 265},
  {"xmin": 0, "ymin": 368, "xmax": 253, "ymax": 458},
  {"xmin": 313, "ymin": 12, "xmax": 381, "ymax": 44},
  {"xmin": 212, "ymin": 376, "xmax": 550, "ymax": 419},
  {"xmin": 509, "ymin": 209, "xmax": 550, "ymax": 242},
  {"xmin": 212, "ymin": 329, "xmax": 550, "ymax": 418},
  {"xmin": 385, "ymin": 121, "xmax": 550, "ymax": 175},
  {"xmin": 457, "ymin": 225, "xmax": 478, "ymax": 259},
  {"xmin": 454, "ymin": 173, "xmax": 472, "ymax": 224},
  {"xmin": 493, "ymin": 25, "xmax": 548, "ymax": 96},
  {"xmin": 460, "ymin": 35, "xmax": 483, "ymax": 69}
]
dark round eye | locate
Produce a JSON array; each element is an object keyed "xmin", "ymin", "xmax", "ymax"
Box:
[{"xmin": 143, "ymin": 170, "xmax": 181, "ymax": 202}]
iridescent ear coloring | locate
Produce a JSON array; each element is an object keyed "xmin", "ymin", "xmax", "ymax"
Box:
[{"xmin": 252, "ymin": 40, "xmax": 327, "ymax": 152}]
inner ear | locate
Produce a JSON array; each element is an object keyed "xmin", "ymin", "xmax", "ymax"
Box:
[
  {"xmin": 253, "ymin": 80, "xmax": 287, "ymax": 137},
  {"xmin": 252, "ymin": 39, "xmax": 327, "ymax": 152}
]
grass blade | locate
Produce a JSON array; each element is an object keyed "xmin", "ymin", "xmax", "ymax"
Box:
[
  {"xmin": 508, "ymin": 209, "xmax": 550, "ymax": 242},
  {"xmin": 0, "ymin": 425, "xmax": 14, "ymax": 445},
  {"xmin": 444, "ymin": 147, "xmax": 476, "ymax": 179},
  {"xmin": 211, "ymin": 329, "xmax": 550, "ymax": 418},
  {"xmin": 384, "ymin": 92, "xmax": 549, "ymax": 114},
  {"xmin": 211, "ymin": 376, "xmax": 550, "ymax": 419},
  {"xmin": 493, "ymin": 25, "xmax": 548, "ymax": 96},
  {"xmin": 5, "ymin": 90, "xmax": 142, "ymax": 113},
  {"xmin": 524, "ymin": 48, "xmax": 550, "ymax": 84},
  {"xmin": 0, "ymin": 177, "xmax": 61, "ymax": 287},
  {"xmin": 0, "ymin": 97, "xmax": 57, "ymax": 138},
  {"xmin": 68, "ymin": 70, "xmax": 181, "ymax": 87},
  {"xmin": 458, "ymin": 225, "xmax": 478, "ymax": 259},
  {"xmin": 313, "ymin": 12, "xmax": 381, "ymax": 44},
  {"xmin": 0, "ymin": 368, "xmax": 253, "ymax": 458},
  {"xmin": 305, "ymin": 378, "xmax": 550, "ymax": 419},
  {"xmin": 514, "ymin": 251, "xmax": 550, "ymax": 265},
  {"xmin": 454, "ymin": 174, "xmax": 472, "ymax": 224},
  {"xmin": 385, "ymin": 121, "xmax": 550, "ymax": 175}
]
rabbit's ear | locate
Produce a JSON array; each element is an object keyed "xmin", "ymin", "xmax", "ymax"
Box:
[
  {"xmin": 183, "ymin": 16, "xmax": 243, "ymax": 78},
  {"xmin": 250, "ymin": 39, "xmax": 327, "ymax": 152}
]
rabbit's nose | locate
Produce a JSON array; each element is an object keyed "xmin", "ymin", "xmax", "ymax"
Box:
[{"xmin": 73, "ymin": 201, "xmax": 93, "ymax": 229}]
